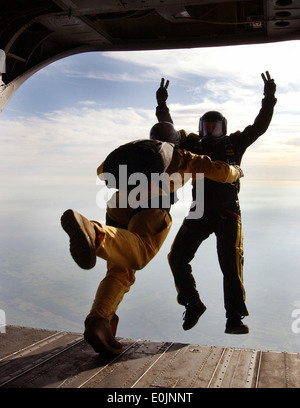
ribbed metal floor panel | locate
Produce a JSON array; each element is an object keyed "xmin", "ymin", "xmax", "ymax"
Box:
[{"xmin": 0, "ymin": 326, "xmax": 299, "ymax": 389}]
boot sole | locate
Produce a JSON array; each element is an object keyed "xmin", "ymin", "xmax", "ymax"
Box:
[
  {"xmin": 225, "ymin": 327, "xmax": 249, "ymax": 335},
  {"xmin": 61, "ymin": 209, "xmax": 96, "ymax": 270}
]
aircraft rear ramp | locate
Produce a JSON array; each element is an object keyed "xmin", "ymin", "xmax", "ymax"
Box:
[{"xmin": 0, "ymin": 325, "xmax": 299, "ymax": 389}]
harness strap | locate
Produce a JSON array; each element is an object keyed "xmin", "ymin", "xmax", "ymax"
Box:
[
  {"xmin": 224, "ymin": 136, "xmax": 240, "ymax": 192},
  {"xmin": 224, "ymin": 136, "xmax": 236, "ymax": 165}
]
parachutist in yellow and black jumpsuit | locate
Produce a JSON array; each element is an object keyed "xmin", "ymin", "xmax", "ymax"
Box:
[{"xmin": 155, "ymin": 73, "xmax": 277, "ymax": 334}]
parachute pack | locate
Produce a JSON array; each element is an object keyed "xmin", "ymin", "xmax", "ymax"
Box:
[{"xmin": 102, "ymin": 139, "xmax": 174, "ymax": 190}]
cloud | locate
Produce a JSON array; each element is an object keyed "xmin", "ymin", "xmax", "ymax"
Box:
[
  {"xmin": 38, "ymin": 41, "xmax": 300, "ymax": 102},
  {"xmin": 1, "ymin": 97, "xmax": 299, "ymax": 191},
  {"xmin": 1, "ymin": 40, "xmax": 300, "ymax": 188},
  {"xmin": 42, "ymin": 52, "xmax": 157, "ymax": 84},
  {"xmin": 0, "ymin": 105, "xmax": 155, "ymax": 189},
  {"xmin": 101, "ymin": 40, "xmax": 300, "ymax": 85},
  {"xmin": 69, "ymin": 69, "xmax": 147, "ymax": 83}
]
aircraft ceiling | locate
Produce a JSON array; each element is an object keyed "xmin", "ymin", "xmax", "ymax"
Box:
[{"xmin": 1, "ymin": 0, "xmax": 300, "ymax": 110}]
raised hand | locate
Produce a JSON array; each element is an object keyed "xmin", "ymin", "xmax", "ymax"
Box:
[
  {"xmin": 156, "ymin": 78, "xmax": 170, "ymax": 104},
  {"xmin": 261, "ymin": 71, "xmax": 276, "ymax": 97}
]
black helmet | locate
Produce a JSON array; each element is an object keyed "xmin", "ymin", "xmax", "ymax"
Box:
[
  {"xmin": 150, "ymin": 122, "xmax": 181, "ymax": 146},
  {"xmin": 199, "ymin": 111, "xmax": 227, "ymax": 140}
]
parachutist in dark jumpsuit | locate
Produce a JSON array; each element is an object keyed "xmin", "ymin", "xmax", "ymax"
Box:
[{"xmin": 155, "ymin": 72, "xmax": 277, "ymax": 334}]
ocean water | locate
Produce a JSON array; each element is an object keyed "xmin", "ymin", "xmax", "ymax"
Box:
[{"xmin": 0, "ymin": 179, "xmax": 300, "ymax": 353}]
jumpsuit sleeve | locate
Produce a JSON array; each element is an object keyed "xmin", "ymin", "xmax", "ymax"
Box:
[
  {"xmin": 232, "ymin": 96, "xmax": 277, "ymax": 151},
  {"xmin": 155, "ymin": 102, "xmax": 174, "ymax": 123},
  {"xmin": 167, "ymin": 149, "xmax": 240, "ymax": 184}
]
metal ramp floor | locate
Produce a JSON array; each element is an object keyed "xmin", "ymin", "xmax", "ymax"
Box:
[{"xmin": 0, "ymin": 326, "xmax": 299, "ymax": 389}]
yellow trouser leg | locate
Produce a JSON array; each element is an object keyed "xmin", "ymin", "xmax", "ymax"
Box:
[
  {"xmin": 87, "ymin": 262, "xmax": 136, "ymax": 322},
  {"xmin": 88, "ymin": 209, "xmax": 172, "ymax": 322},
  {"xmin": 95, "ymin": 209, "xmax": 172, "ymax": 270}
]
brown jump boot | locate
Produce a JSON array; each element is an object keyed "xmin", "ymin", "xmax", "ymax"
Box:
[
  {"xmin": 110, "ymin": 313, "xmax": 119, "ymax": 337},
  {"xmin": 84, "ymin": 316, "xmax": 123, "ymax": 355},
  {"xmin": 61, "ymin": 209, "xmax": 103, "ymax": 270}
]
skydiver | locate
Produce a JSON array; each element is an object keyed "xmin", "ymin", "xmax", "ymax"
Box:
[
  {"xmin": 61, "ymin": 122, "xmax": 243, "ymax": 354},
  {"xmin": 155, "ymin": 72, "xmax": 277, "ymax": 334}
]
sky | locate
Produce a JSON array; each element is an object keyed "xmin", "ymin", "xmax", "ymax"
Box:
[
  {"xmin": 1, "ymin": 39, "xmax": 300, "ymax": 352},
  {"xmin": 1, "ymin": 39, "xmax": 300, "ymax": 234},
  {"xmin": 1, "ymin": 39, "xmax": 300, "ymax": 193}
]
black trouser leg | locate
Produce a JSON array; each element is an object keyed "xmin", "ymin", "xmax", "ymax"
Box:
[
  {"xmin": 215, "ymin": 211, "xmax": 249, "ymax": 319},
  {"xmin": 168, "ymin": 217, "xmax": 212, "ymax": 305}
]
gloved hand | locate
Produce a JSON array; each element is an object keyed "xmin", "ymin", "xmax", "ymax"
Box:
[
  {"xmin": 156, "ymin": 78, "xmax": 169, "ymax": 105},
  {"xmin": 233, "ymin": 165, "xmax": 244, "ymax": 179},
  {"xmin": 261, "ymin": 71, "xmax": 276, "ymax": 97}
]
